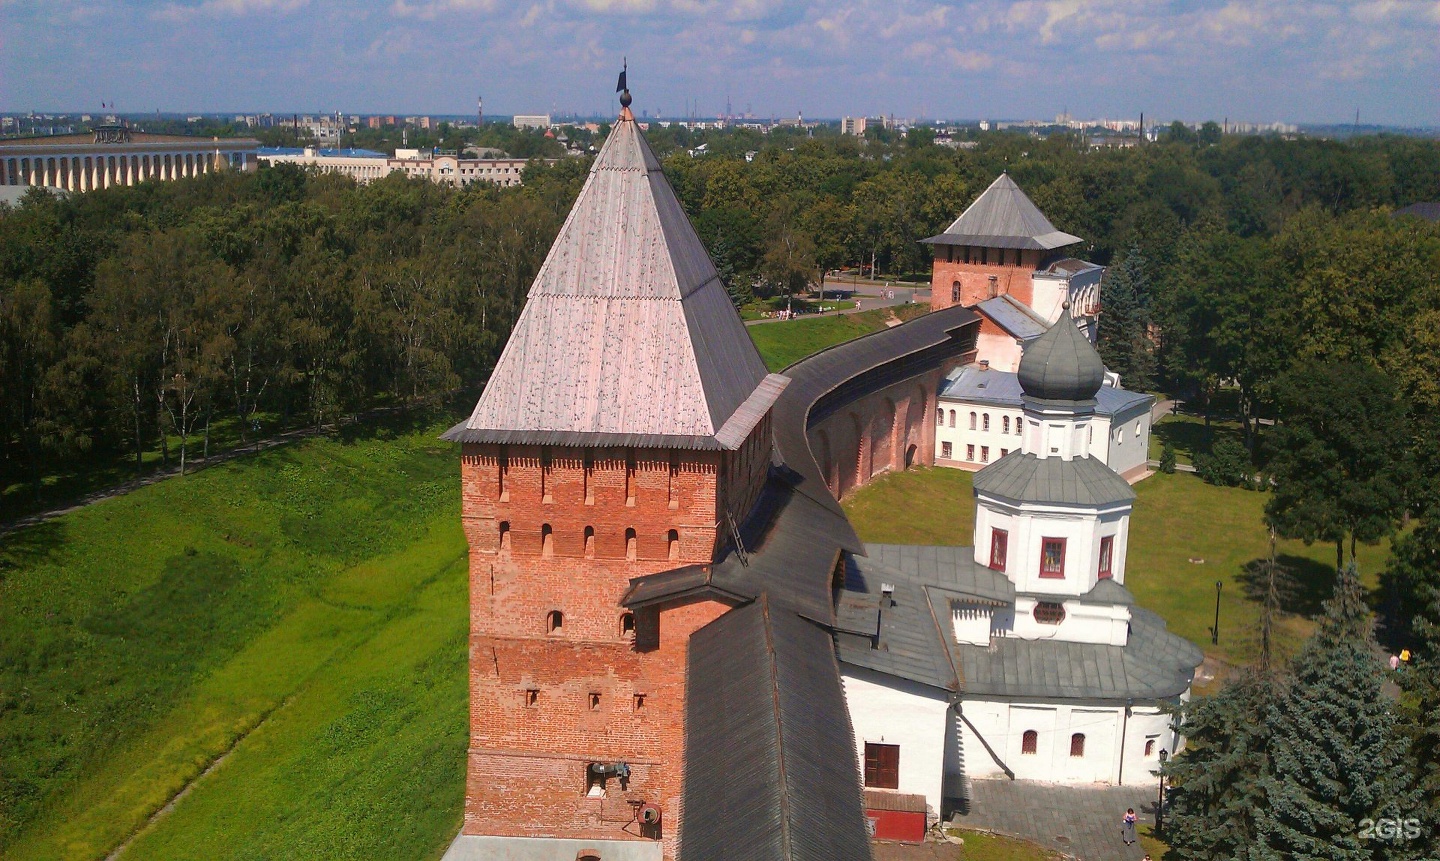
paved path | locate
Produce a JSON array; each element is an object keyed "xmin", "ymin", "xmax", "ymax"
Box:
[{"xmin": 953, "ymin": 780, "xmax": 1159, "ymax": 861}]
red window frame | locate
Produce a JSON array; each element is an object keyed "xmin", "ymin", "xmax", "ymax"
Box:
[
  {"xmin": 1021, "ymin": 730, "xmax": 1038, "ymax": 755},
  {"xmin": 1098, "ymin": 536, "xmax": 1114, "ymax": 579},
  {"xmin": 864, "ymin": 742, "xmax": 900, "ymax": 789},
  {"xmin": 1033, "ymin": 602, "xmax": 1066, "ymax": 624},
  {"xmin": 989, "ymin": 528, "xmax": 1008, "ymax": 571},
  {"xmin": 1040, "ymin": 537, "xmax": 1067, "ymax": 578}
]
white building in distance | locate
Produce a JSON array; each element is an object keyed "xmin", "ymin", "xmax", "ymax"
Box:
[
  {"xmin": 257, "ymin": 146, "xmax": 552, "ymax": 188},
  {"xmin": 511, "ymin": 114, "xmax": 552, "ymax": 130}
]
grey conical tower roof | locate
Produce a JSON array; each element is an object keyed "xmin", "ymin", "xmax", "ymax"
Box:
[
  {"xmin": 920, "ymin": 174, "xmax": 1082, "ymax": 251},
  {"xmin": 445, "ymin": 107, "xmax": 782, "ymax": 450},
  {"xmin": 1017, "ymin": 305, "xmax": 1105, "ymax": 402}
]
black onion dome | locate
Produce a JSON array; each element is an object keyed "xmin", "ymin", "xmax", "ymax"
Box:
[{"xmin": 1017, "ymin": 305, "xmax": 1105, "ymax": 401}]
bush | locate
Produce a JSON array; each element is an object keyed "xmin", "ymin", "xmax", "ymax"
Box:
[
  {"xmin": 1159, "ymin": 441, "xmax": 1177, "ymax": 474},
  {"xmin": 1195, "ymin": 437, "xmax": 1253, "ymax": 488}
]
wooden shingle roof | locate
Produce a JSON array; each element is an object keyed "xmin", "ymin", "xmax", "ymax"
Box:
[
  {"xmin": 446, "ymin": 111, "xmax": 776, "ymax": 449},
  {"xmin": 921, "ymin": 173, "xmax": 1082, "ymax": 251}
]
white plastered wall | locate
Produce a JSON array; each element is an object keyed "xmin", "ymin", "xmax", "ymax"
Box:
[{"xmin": 841, "ymin": 665, "xmax": 952, "ymax": 815}]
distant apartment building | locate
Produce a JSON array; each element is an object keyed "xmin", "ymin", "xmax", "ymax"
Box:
[
  {"xmin": 512, "ymin": 114, "xmax": 551, "ymax": 130},
  {"xmin": 841, "ymin": 116, "xmax": 868, "ymax": 136},
  {"xmin": 257, "ymin": 145, "xmax": 551, "ymax": 188}
]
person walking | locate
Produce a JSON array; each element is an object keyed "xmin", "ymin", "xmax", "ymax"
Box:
[{"xmin": 1121, "ymin": 808, "xmax": 1138, "ymax": 845}]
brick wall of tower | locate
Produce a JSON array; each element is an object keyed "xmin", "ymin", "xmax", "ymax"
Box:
[
  {"xmin": 458, "ymin": 417, "xmax": 773, "ymax": 860},
  {"xmin": 929, "ymin": 251, "xmax": 1038, "ymax": 311}
]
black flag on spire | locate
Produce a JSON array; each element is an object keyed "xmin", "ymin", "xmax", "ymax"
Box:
[{"xmin": 616, "ymin": 58, "xmax": 627, "ymax": 94}]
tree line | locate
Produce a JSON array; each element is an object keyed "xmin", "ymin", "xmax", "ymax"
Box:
[{"xmin": 0, "ymin": 158, "xmax": 588, "ymax": 501}]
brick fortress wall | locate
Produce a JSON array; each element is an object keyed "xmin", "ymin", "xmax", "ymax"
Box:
[
  {"xmin": 929, "ymin": 246, "xmax": 1040, "ymax": 311},
  {"xmin": 458, "ymin": 416, "xmax": 772, "ymax": 860}
]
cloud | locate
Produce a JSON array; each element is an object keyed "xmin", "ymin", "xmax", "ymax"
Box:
[{"xmin": 153, "ymin": 0, "xmax": 309, "ymax": 22}]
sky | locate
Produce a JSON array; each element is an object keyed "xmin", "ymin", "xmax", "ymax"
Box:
[{"xmin": 1, "ymin": 0, "xmax": 1437, "ymax": 126}]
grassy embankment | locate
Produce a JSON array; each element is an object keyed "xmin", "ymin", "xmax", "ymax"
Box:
[
  {"xmin": 841, "ymin": 466, "xmax": 1392, "ymax": 671},
  {"xmin": 748, "ymin": 304, "xmax": 929, "ymax": 371},
  {"xmin": 0, "ymin": 418, "xmax": 468, "ymax": 861}
]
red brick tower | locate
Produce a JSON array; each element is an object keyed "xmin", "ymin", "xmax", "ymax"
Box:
[
  {"xmin": 442, "ymin": 97, "xmax": 789, "ymax": 861},
  {"xmin": 922, "ymin": 174, "xmax": 1082, "ymax": 312}
]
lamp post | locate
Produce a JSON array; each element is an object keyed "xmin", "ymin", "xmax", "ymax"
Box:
[
  {"xmin": 1210, "ymin": 580, "xmax": 1223, "ymax": 645},
  {"xmin": 1156, "ymin": 748, "xmax": 1169, "ymax": 837}
]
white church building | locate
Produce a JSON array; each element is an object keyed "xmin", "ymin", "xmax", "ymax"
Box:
[{"xmin": 834, "ymin": 309, "xmax": 1202, "ymax": 820}]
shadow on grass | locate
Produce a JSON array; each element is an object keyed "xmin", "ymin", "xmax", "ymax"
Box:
[
  {"xmin": 0, "ymin": 520, "xmax": 68, "ymax": 577},
  {"xmin": 335, "ymin": 405, "xmax": 458, "ymax": 447},
  {"xmin": 1237, "ymin": 553, "xmax": 1338, "ymax": 618}
]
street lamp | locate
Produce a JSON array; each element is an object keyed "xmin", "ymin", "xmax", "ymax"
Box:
[
  {"xmin": 1210, "ymin": 580, "xmax": 1223, "ymax": 645},
  {"xmin": 1156, "ymin": 748, "xmax": 1169, "ymax": 836}
]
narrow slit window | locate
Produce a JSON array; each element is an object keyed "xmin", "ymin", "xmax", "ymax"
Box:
[
  {"xmin": 588, "ymin": 692, "xmax": 601, "ymax": 711},
  {"xmin": 547, "ymin": 610, "xmax": 563, "ymax": 633},
  {"xmin": 583, "ymin": 451, "xmax": 595, "ymax": 505},
  {"xmin": 583, "ymin": 526, "xmax": 596, "ymax": 559},
  {"xmin": 620, "ymin": 612, "xmax": 635, "ymax": 636},
  {"xmin": 633, "ymin": 693, "xmax": 646, "ymax": 711},
  {"xmin": 541, "ymin": 447, "xmax": 552, "ymax": 503},
  {"xmin": 625, "ymin": 528, "xmax": 637, "ymax": 562},
  {"xmin": 541, "ymin": 523, "xmax": 554, "ymax": 557},
  {"xmin": 498, "ymin": 448, "xmax": 509, "ymax": 501},
  {"xmin": 625, "ymin": 451, "xmax": 636, "ymax": 506},
  {"xmin": 524, "ymin": 688, "xmax": 539, "ymax": 708},
  {"xmin": 498, "ymin": 521, "xmax": 511, "ymax": 552},
  {"xmin": 667, "ymin": 529, "xmax": 680, "ymax": 561}
]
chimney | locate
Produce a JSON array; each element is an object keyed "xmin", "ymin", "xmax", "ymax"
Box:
[{"xmin": 979, "ymin": 359, "xmax": 990, "ymax": 371}]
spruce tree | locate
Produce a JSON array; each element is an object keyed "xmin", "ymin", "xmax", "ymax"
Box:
[
  {"xmin": 1254, "ymin": 565, "xmax": 1419, "ymax": 861},
  {"xmin": 1097, "ymin": 243, "xmax": 1156, "ymax": 390},
  {"xmin": 1164, "ymin": 670, "xmax": 1279, "ymax": 861}
]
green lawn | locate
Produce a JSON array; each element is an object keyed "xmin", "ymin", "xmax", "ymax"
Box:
[
  {"xmin": 0, "ymin": 417, "xmax": 467, "ymax": 861},
  {"xmin": 747, "ymin": 304, "xmax": 930, "ymax": 371},
  {"xmin": 1148, "ymin": 413, "xmax": 1249, "ymax": 466},
  {"xmin": 843, "ymin": 468, "xmax": 1393, "ymax": 671}
]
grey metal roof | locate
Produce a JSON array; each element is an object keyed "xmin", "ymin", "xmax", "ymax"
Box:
[
  {"xmin": 976, "ymin": 295, "xmax": 1049, "ymax": 340},
  {"xmin": 973, "ymin": 452, "xmax": 1136, "ymax": 507},
  {"xmin": 447, "ymin": 112, "xmax": 771, "ymax": 448},
  {"xmin": 1394, "ymin": 202, "xmax": 1440, "ymax": 221},
  {"xmin": 1016, "ymin": 310, "xmax": 1106, "ymax": 402},
  {"xmin": 1042, "ymin": 257, "xmax": 1103, "ymax": 278},
  {"xmin": 920, "ymin": 174, "xmax": 1082, "ymax": 251},
  {"xmin": 862, "ymin": 544, "xmax": 1015, "ymax": 605},
  {"xmin": 950, "ymin": 606, "xmax": 1204, "ymax": 701},
  {"xmin": 680, "ymin": 597, "xmax": 872, "ymax": 861},
  {"xmin": 835, "ymin": 558, "xmax": 958, "ymax": 693},
  {"xmin": 938, "ymin": 366, "xmax": 1153, "ymax": 419}
]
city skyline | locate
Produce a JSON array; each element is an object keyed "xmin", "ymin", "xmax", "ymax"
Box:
[{"xmin": 2, "ymin": 0, "xmax": 1436, "ymax": 127}]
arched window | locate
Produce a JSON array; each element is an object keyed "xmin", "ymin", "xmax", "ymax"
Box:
[
  {"xmin": 983, "ymin": 413, "xmax": 990, "ymax": 432},
  {"xmin": 951, "ymin": 281, "xmax": 960, "ymax": 303},
  {"xmin": 620, "ymin": 612, "xmax": 635, "ymax": 636},
  {"xmin": 1022, "ymin": 730, "xmax": 1038, "ymax": 754},
  {"xmin": 583, "ymin": 526, "xmax": 596, "ymax": 559},
  {"xmin": 1016, "ymin": 420, "xmax": 1023, "ymax": 437},
  {"xmin": 1144, "ymin": 739, "xmax": 1156, "ymax": 757},
  {"xmin": 498, "ymin": 521, "xmax": 511, "ymax": 552},
  {"xmin": 969, "ymin": 412, "xmax": 977, "ymax": 430},
  {"xmin": 936, "ymin": 407, "xmax": 943, "ymax": 425},
  {"xmin": 625, "ymin": 528, "xmax": 637, "ymax": 561},
  {"xmin": 546, "ymin": 610, "xmax": 563, "ymax": 633},
  {"xmin": 1070, "ymin": 733, "xmax": 1086, "ymax": 757},
  {"xmin": 541, "ymin": 523, "xmax": 554, "ymax": 557},
  {"xmin": 948, "ymin": 410, "xmax": 956, "ymax": 428},
  {"xmin": 667, "ymin": 529, "xmax": 680, "ymax": 561},
  {"xmin": 1003, "ymin": 416, "xmax": 1010, "ymax": 434}
]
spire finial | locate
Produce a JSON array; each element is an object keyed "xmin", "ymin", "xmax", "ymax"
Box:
[{"xmin": 616, "ymin": 58, "xmax": 631, "ymax": 110}]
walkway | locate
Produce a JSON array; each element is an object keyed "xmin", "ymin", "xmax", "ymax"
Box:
[{"xmin": 953, "ymin": 779, "xmax": 1160, "ymax": 861}]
